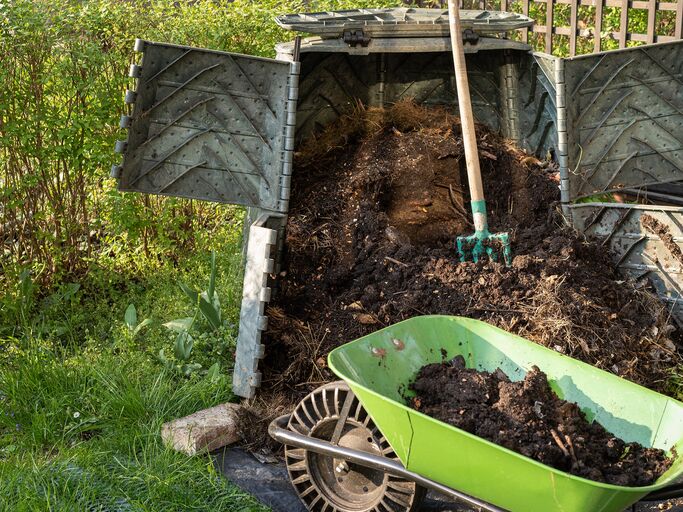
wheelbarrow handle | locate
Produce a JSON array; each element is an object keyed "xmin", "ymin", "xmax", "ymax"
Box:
[
  {"xmin": 270, "ymin": 414, "xmax": 683, "ymax": 508},
  {"xmin": 268, "ymin": 414, "xmax": 506, "ymax": 512}
]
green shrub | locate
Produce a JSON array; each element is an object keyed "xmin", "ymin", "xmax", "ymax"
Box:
[{"xmin": 0, "ymin": 0, "xmax": 395, "ymax": 291}]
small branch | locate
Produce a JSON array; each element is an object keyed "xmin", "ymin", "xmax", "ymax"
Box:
[
  {"xmin": 564, "ymin": 434, "xmax": 578, "ymax": 463},
  {"xmin": 467, "ymin": 306, "xmax": 525, "ymax": 314},
  {"xmin": 550, "ymin": 429, "xmax": 570, "ymax": 458},
  {"xmin": 384, "ymin": 256, "xmax": 408, "ymax": 267}
]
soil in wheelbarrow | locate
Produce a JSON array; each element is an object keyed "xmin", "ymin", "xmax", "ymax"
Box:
[
  {"xmin": 243, "ymin": 100, "xmax": 682, "ymax": 449},
  {"xmin": 409, "ymin": 355, "xmax": 674, "ymax": 486}
]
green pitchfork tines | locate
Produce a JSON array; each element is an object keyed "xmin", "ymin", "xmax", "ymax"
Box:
[{"xmin": 456, "ymin": 199, "xmax": 512, "ymax": 265}]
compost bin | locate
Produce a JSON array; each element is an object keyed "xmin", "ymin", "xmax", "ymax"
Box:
[{"xmin": 110, "ymin": 8, "xmax": 683, "ymax": 399}]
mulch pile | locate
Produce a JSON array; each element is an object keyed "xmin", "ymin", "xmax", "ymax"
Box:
[
  {"xmin": 409, "ymin": 355, "xmax": 673, "ymax": 486},
  {"xmin": 243, "ymin": 100, "xmax": 681, "ymax": 447}
]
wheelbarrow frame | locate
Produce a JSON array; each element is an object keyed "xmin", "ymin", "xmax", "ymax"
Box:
[{"xmin": 269, "ymin": 413, "xmax": 683, "ymax": 511}]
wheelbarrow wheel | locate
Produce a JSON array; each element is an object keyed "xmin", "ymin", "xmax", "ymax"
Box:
[{"xmin": 285, "ymin": 381, "xmax": 425, "ymax": 512}]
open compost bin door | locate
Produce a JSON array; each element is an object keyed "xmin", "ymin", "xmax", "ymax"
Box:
[
  {"xmin": 564, "ymin": 40, "xmax": 683, "ymax": 324},
  {"xmin": 112, "ymin": 40, "xmax": 297, "ymax": 213},
  {"xmin": 111, "ymin": 40, "xmax": 299, "ymax": 398}
]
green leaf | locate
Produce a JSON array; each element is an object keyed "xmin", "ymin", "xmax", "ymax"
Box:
[
  {"xmin": 207, "ymin": 362, "xmax": 221, "ymax": 382},
  {"xmin": 197, "ymin": 295, "xmax": 221, "ymax": 331},
  {"xmin": 208, "ymin": 250, "xmax": 217, "ymax": 301},
  {"xmin": 163, "ymin": 317, "xmax": 194, "ymax": 333},
  {"xmin": 133, "ymin": 318, "xmax": 153, "ymax": 336},
  {"xmin": 174, "ymin": 331, "xmax": 193, "ymax": 361},
  {"xmin": 180, "ymin": 362, "xmax": 202, "ymax": 376},
  {"xmin": 61, "ymin": 283, "xmax": 80, "ymax": 300},
  {"xmin": 19, "ymin": 269, "xmax": 32, "ymax": 302},
  {"xmin": 211, "ymin": 291, "xmax": 221, "ymax": 318},
  {"xmin": 124, "ymin": 304, "xmax": 137, "ymax": 331},
  {"xmin": 179, "ymin": 282, "xmax": 199, "ymax": 304},
  {"xmin": 201, "ymin": 289, "xmax": 221, "ymax": 322}
]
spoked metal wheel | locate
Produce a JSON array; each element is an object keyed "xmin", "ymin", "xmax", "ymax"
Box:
[{"xmin": 285, "ymin": 381, "xmax": 425, "ymax": 512}]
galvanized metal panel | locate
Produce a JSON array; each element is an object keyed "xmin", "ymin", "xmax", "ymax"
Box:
[
  {"xmin": 563, "ymin": 41, "xmax": 683, "ymax": 201},
  {"xmin": 275, "ymin": 8, "xmax": 534, "ymax": 38},
  {"xmin": 114, "ymin": 41, "xmax": 293, "ymax": 212},
  {"xmin": 571, "ymin": 203, "xmax": 683, "ymax": 324}
]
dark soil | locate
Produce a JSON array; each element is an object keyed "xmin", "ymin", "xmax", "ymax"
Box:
[
  {"xmin": 409, "ymin": 355, "xmax": 673, "ymax": 486},
  {"xmin": 642, "ymin": 214, "xmax": 683, "ymax": 266},
  {"xmin": 245, "ymin": 100, "xmax": 682, "ymax": 446}
]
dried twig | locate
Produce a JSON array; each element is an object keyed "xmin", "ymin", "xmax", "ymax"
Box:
[
  {"xmin": 550, "ymin": 429, "xmax": 570, "ymax": 458},
  {"xmin": 564, "ymin": 434, "xmax": 578, "ymax": 463},
  {"xmin": 384, "ymin": 256, "xmax": 408, "ymax": 267}
]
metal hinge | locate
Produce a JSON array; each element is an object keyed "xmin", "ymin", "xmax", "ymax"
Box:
[
  {"xmin": 343, "ymin": 29, "xmax": 371, "ymax": 47},
  {"xmin": 463, "ymin": 29, "xmax": 480, "ymax": 44}
]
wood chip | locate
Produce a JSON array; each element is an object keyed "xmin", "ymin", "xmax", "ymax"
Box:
[
  {"xmin": 355, "ymin": 313, "xmax": 378, "ymax": 325},
  {"xmin": 347, "ymin": 301, "xmax": 363, "ymax": 311}
]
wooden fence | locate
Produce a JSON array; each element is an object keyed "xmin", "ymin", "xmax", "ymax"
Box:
[{"xmin": 457, "ymin": 0, "xmax": 683, "ymax": 56}]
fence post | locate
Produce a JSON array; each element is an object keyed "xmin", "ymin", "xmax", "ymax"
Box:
[
  {"xmin": 569, "ymin": 0, "xmax": 578, "ymax": 56},
  {"xmin": 619, "ymin": 0, "xmax": 628, "ymax": 48},
  {"xmin": 647, "ymin": 0, "xmax": 656, "ymax": 43},
  {"xmin": 545, "ymin": 0, "xmax": 555, "ymax": 53},
  {"xmin": 676, "ymin": 0, "xmax": 683, "ymax": 39},
  {"xmin": 594, "ymin": 0, "xmax": 604, "ymax": 52}
]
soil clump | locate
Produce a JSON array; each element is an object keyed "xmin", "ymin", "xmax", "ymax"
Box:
[{"xmin": 409, "ymin": 355, "xmax": 673, "ymax": 486}]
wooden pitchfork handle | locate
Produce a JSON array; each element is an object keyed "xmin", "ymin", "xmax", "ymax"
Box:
[{"xmin": 448, "ymin": 0, "xmax": 487, "ymax": 232}]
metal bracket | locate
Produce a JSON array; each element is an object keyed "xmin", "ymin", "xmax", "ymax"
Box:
[
  {"xmin": 343, "ymin": 29, "xmax": 371, "ymax": 47},
  {"xmin": 463, "ymin": 28, "xmax": 479, "ymax": 44}
]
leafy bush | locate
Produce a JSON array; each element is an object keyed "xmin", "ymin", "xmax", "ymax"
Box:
[{"xmin": 0, "ymin": 0, "xmax": 395, "ymax": 290}]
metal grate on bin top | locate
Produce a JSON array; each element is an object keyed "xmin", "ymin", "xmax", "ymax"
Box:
[{"xmin": 274, "ymin": 8, "xmax": 534, "ymax": 38}]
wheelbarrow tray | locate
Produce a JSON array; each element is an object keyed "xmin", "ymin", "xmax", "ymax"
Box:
[{"xmin": 327, "ymin": 315, "xmax": 683, "ymax": 512}]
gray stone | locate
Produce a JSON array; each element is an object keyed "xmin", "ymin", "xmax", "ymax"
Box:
[{"xmin": 161, "ymin": 403, "xmax": 241, "ymax": 455}]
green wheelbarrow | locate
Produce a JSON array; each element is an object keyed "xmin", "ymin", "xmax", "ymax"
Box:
[{"xmin": 269, "ymin": 315, "xmax": 683, "ymax": 512}]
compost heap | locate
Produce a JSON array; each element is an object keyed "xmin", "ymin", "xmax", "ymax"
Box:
[
  {"xmin": 409, "ymin": 355, "xmax": 673, "ymax": 486},
  {"xmin": 248, "ymin": 100, "xmax": 681, "ymax": 439}
]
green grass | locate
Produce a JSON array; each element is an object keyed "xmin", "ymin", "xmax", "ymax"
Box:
[{"xmin": 0, "ymin": 206, "xmax": 267, "ymax": 511}]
